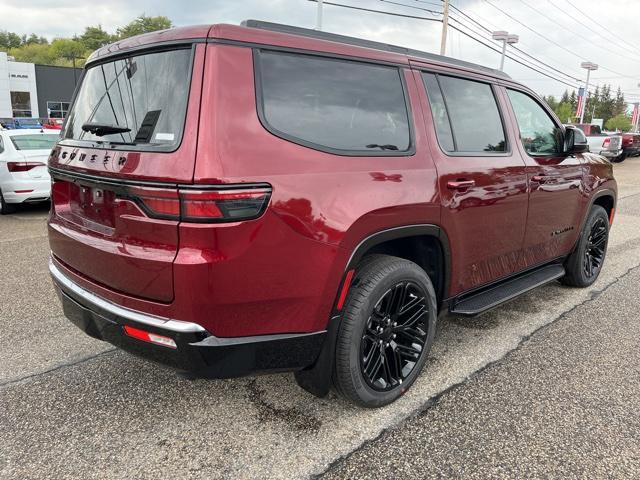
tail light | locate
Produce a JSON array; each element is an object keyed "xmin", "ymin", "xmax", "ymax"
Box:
[
  {"xmin": 122, "ymin": 184, "xmax": 272, "ymax": 223},
  {"xmin": 602, "ymin": 138, "xmax": 610, "ymax": 148},
  {"xmin": 7, "ymin": 161, "xmax": 46, "ymax": 172}
]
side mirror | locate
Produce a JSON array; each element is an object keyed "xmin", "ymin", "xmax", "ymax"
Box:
[{"xmin": 564, "ymin": 127, "xmax": 588, "ymax": 154}]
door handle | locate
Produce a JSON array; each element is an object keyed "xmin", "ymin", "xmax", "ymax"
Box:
[
  {"xmin": 532, "ymin": 175, "xmax": 550, "ymax": 183},
  {"xmin": 447, "ymin": 180, "xmax": 475, "ymax": 190}
]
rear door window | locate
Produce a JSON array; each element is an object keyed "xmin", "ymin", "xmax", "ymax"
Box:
[
  {"xmin": 62, "ymin": 48, "xmax": 192, "ymax": 151},
  {"xmin": 256, "ymin": 50, "xmax": 412, "ymax": 155},
  {"xmin": 422, "ymin": 73, "xmax": 506, "ymax": 153}
]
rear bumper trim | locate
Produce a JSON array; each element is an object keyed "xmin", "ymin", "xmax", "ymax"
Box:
[{"xmin": 49, "ymin": 258, "xmax": 206, "ymax": 333}]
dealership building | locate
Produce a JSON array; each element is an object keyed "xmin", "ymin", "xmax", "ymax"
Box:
[{"xmin": 0, "ymin": 51, "xmax": 81, "ymax": 120}]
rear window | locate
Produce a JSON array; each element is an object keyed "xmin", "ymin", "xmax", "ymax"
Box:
[
  {"xmin": 11, "ymin": 134, "xmax": 59, "ymax": 150},
  {"xmin": 256, "ymin": 50, "xmax": 412, "ymax": 155},
  {"xmin": 62, "ymin": 48, "xmax": 192, "ymax": 150},
  {"xmin": 423, "ymin": 73, "xmax": 506, "ymax": 153}
]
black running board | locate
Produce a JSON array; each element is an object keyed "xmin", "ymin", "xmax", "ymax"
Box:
[{"xmin": 450, "ymin": 264, "xmax": 565, "ymax": 316}]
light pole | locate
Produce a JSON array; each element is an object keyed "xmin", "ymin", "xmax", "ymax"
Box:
[
  {"xmin": 492, "ymin": 31, "xmax": 519, "ymax": 71},
  {"xmin": 316, "ymin": 0, "xmax": 323, "ymax": 30},
  {"xmin": 579, "ymin": 61, "xmax": 598, "ymax": 124}
]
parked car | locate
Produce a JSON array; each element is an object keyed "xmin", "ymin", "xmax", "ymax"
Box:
[
  {"xmin": 0, "ymin": 129, "xmax": 58, "ymax": 214},
  {"xmin": 47, "ymin": 21, "xmax": 617, "ymax": 407},
  {"xmin": 571, "ymin": 123, "xmax": 623, "ymax": 162},
  {"xmin": 0, "ymin": 118, "xmax": 43, "ymax": 130},
  {"xmin": 41, "ymin": 118, "xmax": 64, "ymax": 130},
  {"xmin": 620, "ymin": 132, "xmax": 640, "ymax": 159}
]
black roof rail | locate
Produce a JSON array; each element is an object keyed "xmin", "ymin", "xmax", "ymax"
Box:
[{"xmin": 241, "ymin": 19, "xmax": 510, "ymax": 79}]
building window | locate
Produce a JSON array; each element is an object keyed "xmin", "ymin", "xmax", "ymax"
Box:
[
  {"xmin": 11, "ymin": 91, "xmax": 32, "ymax": 117},
  {"xmin": 47, "ymin": 101, "xmax": 70, "ymax": 119}
]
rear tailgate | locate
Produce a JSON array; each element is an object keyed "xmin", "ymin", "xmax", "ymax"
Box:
[{"xmin": 48, "ymin": 44, "xmax": 205, "ymax": 303}]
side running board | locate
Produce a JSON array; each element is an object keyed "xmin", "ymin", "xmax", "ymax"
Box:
[{"xmin": 450, "ymin": 264, "xmax": 566, "ymax": 316}]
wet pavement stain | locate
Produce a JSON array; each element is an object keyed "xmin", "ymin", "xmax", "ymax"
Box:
[{"xmin": 246, "ymin": 379, "xmax": 322, "ymax": 433}]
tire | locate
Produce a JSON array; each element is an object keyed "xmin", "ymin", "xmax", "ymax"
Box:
[
  {"xmin": 0, "ymin": 189, "xmax": 17, "ymax": 215},
  {"xmin": 612, "ymin": 153, "xmax": 626, "ymax": 163},
  {"xmin": 332, "ymin": 254, "xmax": 437, "ymax": 408},
  {"xmin": 561, "ymin": 205, "xmax": 610, "ymax": 288}
]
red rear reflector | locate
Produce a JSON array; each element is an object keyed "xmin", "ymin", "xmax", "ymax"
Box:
[
  {"xmin": 336, "ymin": 269, "xmax": 355, "ymax": 310},
  {"xmin": 14, "ymin": 189, "xmax": 34, "ymax": 193},
  {"xmin": 7, "ymin": 161, "xmax": 46, "ymax": 172},
  {"xmin": 123, "ymin": 325, "xmax": 177, "ymax": 349},
  {"xmin": 610, "ymin": 207, "xmax": 615, "ymax": 225}
]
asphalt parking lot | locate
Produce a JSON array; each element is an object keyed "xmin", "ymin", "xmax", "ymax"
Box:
[{"xmin": 2, "ymin": 160, "xmax": 640, "ymax": 479}]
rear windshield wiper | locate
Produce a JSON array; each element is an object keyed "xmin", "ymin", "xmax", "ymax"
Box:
[
  {"xmin": 366, "ymin": 143, "xmax": 399, "ymax": 151},
  {"xmin": 81, "ymin": 122, "xmax": 131, "ymax": 137}
]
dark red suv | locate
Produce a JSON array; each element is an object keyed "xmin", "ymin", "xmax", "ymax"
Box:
[{"xmin": 48, "ymin": 21, "xmax": 617, "ymax": 407}]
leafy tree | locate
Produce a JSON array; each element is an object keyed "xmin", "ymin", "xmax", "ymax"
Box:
[
  {"xmin": 614, "ymin": 87, "xmax": 626, "ymax": 117},
  {"xmin": 560, "ymin": 90, "xmax": 570, "ymax": 104},
  {"xmin": 0, "ymin": 31, "xmax": 25, "ymax": 49},
  {"xmin": 554, "ymin": 102, "xmax": 574, "ymax": 123},
  {"xmin": 51, "ymin": 39, "xmax": 87, "ymax": 66},
  {"xmin": 542, "ymin": 95, "xmax": 557, "ymax": 110},
  {"xmin": 116, "ymin": 15, "xmax": 172, "ymax": 39},
  {"xmin": 22, "ymin": 33, "xmax": 48, "ymax": 45},
  {"xmin": 605, "ymin": 113, "xmax": 632, "ymax": 132},
  {"xmin": 8, "ymin": 43, "xmax": 58, "ymax": 65},
  {"xmin": 569, "ymin": 90, "xmax": 577, "ymax": 112},
  {"xmin": 77, "ymin": 25, "xmax": 114, "ymax": 52}
]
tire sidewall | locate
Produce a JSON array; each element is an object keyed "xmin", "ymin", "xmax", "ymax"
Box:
[
  {"xmin": 573, "ymin": 206, "xmax": 610, "ymax": 286},
  {"xmin": 340, "ymin": 261, "xmax": 437, "ymax": 407}
]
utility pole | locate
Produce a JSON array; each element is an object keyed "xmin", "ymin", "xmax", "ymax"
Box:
[
  {"xmin": 316, "ymin": 0, "xmax": 324, "ymax": 30},
  {"xmin": 440, "ymin": 0, "xmax": 450, "ymax": 55},
  {"xmin": 580, "ymin": 62, "xmax": 598, "ymax": 124},
  {"xmin": 492, "ymin": 31, "xmax": 519, "ymax": 72}
]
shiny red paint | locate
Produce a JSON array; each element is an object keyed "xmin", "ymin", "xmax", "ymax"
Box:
[{"xmin": 48, "ymin": 23, "xmax": 617, "ymax": 340}]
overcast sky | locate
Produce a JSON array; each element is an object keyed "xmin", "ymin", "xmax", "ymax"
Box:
[{"xmin": 2, "ymin": 0, "xmax": 640, "ymax": 99}]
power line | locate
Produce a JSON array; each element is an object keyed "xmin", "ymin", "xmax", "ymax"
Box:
[
  {"xmin": 307, "ymin": 0, "xmax": 442, "ymax": 21},
  {"xmin": 480, "ymin": 0, "xmax": 639, "ymax": 80},
  {"xmin": 563, "ymin": 0, "xmax": 640, "ymax": 55},
  {"xmin": 445, "ymin": 6, "xmax": 585, "ymax": 85},
  {"xmin": 517, "ymin": 0, "xmax": 640, "ymax": 64}
]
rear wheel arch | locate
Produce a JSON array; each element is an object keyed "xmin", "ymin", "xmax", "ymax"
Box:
[
  {"xmin": 592, "ymin": 192, "xmax": 615, "ymax": 220},
  {"xmin": 343, "ymin": 225, "xmax": 451, "ymax": 307}
]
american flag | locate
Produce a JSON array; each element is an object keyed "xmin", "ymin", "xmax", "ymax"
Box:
[
  {"xmin": 632, "ymin": 103, "xmax": 639, "ymax": 129},
  {"xmin": 576, "ymin": 87, "xmax": 585, "ymax": 119}
]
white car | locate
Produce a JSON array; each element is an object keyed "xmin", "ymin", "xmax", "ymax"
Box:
[{"xmin": 0, "ymin": 129, "xmax": 59, "ymax": 214}]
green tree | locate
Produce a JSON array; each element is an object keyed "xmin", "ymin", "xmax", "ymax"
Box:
[
  {"xmin": 560, "ymin": 89, "xmax": 570, "ymax": 104},
  {"xmin": 543, "ymin": 95, "xmax": 557, "ymax": 111},
  {"xmin": 116, "ymin": 15, "xmax": 172, "ymax": 39},
  {"xmin": 605, "ymin": 113, "xmax": 632, "ymax": 132},
  {"xmin": 554, "ymin": 102, "xmax": 574, "ymax": 123},
  {"xmin": 22, "ymin": 33, "xmax": 48, "ymax": 45},
  {"xmin": 50, "ymin": 38, "xmax": 87, "ymax": 67},
  {"xmin": 8, "ymin": 43, "xmax": 58, "ymax": 64},
  {"xmin": 569, "ymin": 90, "xmax": 578, "ymax": 112},
  {"xmin": 77, "ymin": 25, "xmax": 114, "ymax": 52},
  {"xmin": 614, "ymin": 87, "xmax": 626, "ymax": 117},
  {"xmin": 0, "ymin": 31, "xmax": 22, "ymax": 49}
]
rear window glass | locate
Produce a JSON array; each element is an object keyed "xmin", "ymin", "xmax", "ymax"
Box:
[
  {"xmin": 63, "ymin": 48, "xmax": 192, "ymax": 150},
  {"xmin": 11, "ymin": 134, "xmax": 59, "ymax": 150},
  {"xmin": 257, "ymin": 51, "xmax": 411, "ymax": 154}
]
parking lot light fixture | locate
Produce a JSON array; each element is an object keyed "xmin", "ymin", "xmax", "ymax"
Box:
[
  {"xmin": 492, "ymin": 31, "xmax": 519, "ymax": 71},
  {"xmin": 579, "ymin": 62, "xmax": 599, "ymax": 124}
]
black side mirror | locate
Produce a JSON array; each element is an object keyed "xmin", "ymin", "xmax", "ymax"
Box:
[{"xmin": 564, "ymin": 127, "xmax": 588, "ymax": 154}]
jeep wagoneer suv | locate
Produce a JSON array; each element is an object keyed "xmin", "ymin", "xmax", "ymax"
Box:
[{"xmin": 48, "ymin": 21, "xmax": 616, "ymax": 407}]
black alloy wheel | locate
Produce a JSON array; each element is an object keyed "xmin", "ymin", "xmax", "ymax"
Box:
[
  {"xmin": 561, "ymin": 205, "xmax": 610, "ymax": 288},
  {"xmin": 584, "ymin": 217, "xmax": 608, "ymax": 279},
  {"xmin": 332, "ymin": 254, "xmax": 437, "ymax": 407},
  {"xmin": 360, "ymin": 281, "xmax": 429, "ymax": 391}
]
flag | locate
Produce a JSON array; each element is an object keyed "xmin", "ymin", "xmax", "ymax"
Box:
[
  {"xmin": 632, "ymin": 103, "xmax": 639, "ymax": 128},
  {"xmin": 576, "ymin": 87, "xmax": 585, "ymax": 119}
]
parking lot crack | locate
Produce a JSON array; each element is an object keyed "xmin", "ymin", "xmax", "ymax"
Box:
[{"xmin": 0, "ymin": 348, "xmax": 117, "ymax": 390}]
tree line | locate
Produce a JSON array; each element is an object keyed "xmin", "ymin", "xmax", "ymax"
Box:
[
  {"xmin": 0, "ymin": 15, "xmax": 172, "ymax": 68},
  {"xmin": 543, "ymin": 85, "xmax": 634, "ymax": 132}
]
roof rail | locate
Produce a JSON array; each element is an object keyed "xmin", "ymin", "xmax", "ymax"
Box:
[{"xmin": 241, "ymin": 19, "xmax": 510, "ymax": 79}]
